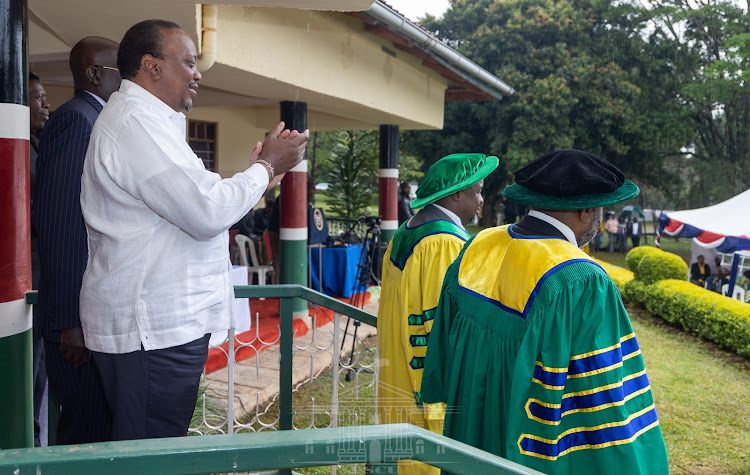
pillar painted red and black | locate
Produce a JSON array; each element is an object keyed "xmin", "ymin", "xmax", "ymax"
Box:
[
  {"xmin": 279, "ymin": 101, "xmax": 308, "ymax": 316},
  {"xmin": 378, "ymin": 125, "xmax": 399, "ymax": 244},
  {"xmin": 0, "ymin": 0, "xmax": 34, "ymax": 449}
]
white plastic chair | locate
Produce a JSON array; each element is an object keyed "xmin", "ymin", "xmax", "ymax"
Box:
[
  {"xmin": 732, "ymin": 286, "xmax": 745, "ymax": 302},
  {"xmin": 235, "ymin": 234, "xmax": 274, "ymax": 285}
]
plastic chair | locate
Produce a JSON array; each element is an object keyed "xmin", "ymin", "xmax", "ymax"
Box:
[
  {"xmin": 732, "ymin": 286, "xmax": 745, "ymax": 302},
  {"xmin": 235, "ymin": 234, "xmax": 274, "ymax": 285}
]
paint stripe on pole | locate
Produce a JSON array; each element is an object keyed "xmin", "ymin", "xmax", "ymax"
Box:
[
  {"xmin": 0, "ymin": 298, "xmax": 32, "ymax": 338},
  {"xmin": 280, "ymin": 227, "xmax": 308, "ymax": 241},
  {"xmin": 289, "ymin": 159, "xmax": 308, "ymax": 173},
  {"xmin": 0, "ymin": 103, "xmax": 29, "ymax": 140},
  {"xmin": 378, "ymin": 168, "xmax": 399, "ymax": 179},
  {"xmin": 381, "ymin": 220, "xmax": 399, "ymax": 231}
]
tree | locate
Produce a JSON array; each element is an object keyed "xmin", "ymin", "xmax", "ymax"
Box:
[
  {"xmin": 319, "ymin": 130, "xmax": 379, "ymax": 218},
  {"xmin": 642, "ymin": 0, "xmax": 750, "ymax": 206},
  {"xmin": 403, "ymin": 0, "xmax": 703, "ymax": 217}
]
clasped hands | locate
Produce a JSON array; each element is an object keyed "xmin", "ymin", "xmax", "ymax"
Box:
[{"xmin": 248, "ymin": 121, "xmax": 310, "ymax": 190}]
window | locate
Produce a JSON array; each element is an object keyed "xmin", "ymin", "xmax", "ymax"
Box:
[{"xmin": 188, "ymin": 120, "xmax": 218, "ymax": 172}]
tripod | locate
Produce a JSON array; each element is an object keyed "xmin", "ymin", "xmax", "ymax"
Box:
[{"xmin": 340, "ymin": 216, "xmax": 382, "ymax": 381}]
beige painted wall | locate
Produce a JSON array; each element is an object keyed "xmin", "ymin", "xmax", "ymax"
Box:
[
  {"xmin": 39, "ymin": 82, "xmax": 262, "ymax": 181},
  {"xmin": 186, "ymin": 106, "xmax": 268, "ymax": 179},
  {"xmin": 212, "ymin": 6, "xmax": 446, "ymax": 129}
]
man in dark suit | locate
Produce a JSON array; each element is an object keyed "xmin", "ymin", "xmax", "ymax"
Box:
[
  {"xmin": 398, "ymin": 180, "xmax": 415, "ymax": 225},
  {"xmin": 33, "ymin": 36, "xmax": 120, "ymax": 444},
  {"xmin": 28, "ymin": 72, "xmax": 50, "ymax": 447}
]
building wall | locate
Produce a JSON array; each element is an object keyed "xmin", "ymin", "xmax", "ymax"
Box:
[
  {"xmin": 211, "ymin": 6, "xmax": 447, "ymax": 129},
  {"xmin": 186, "ymin": 106, "xmax": 267, "ymax": 180},
  {"xmin": 38, "ymin": 83, "xmax": 260, "ymax": 182}
]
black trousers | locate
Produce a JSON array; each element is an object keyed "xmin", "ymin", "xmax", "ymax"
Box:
[
  {"xmin": 44, "ymin": 340, "xmax": 112, "ymax": 445},
  {"xmin": 93, "ymin": 334, "xmax": 210, "ymax": 441},
  {"xmin": 32, "ymin": 315, "xmax": 46, "ymax": 446}
]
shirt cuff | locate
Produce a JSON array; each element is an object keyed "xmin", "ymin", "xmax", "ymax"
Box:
[{"xmin": 246, "ymin": 162, "xmax": 271, "ymax": 188}]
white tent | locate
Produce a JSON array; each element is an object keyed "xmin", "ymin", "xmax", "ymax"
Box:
[
  {"xmin": 662, "ymin": 188, "xmax": 750, "ymax": 239},
  {"xmin": 659, "ymin": 189, "xmax": 750, "ymax": 298}
]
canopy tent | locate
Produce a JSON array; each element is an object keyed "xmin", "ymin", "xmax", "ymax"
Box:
[
  {"xmin": 658, "ymin": 188, "xmax": 750, "ymax": 298},
  {"xmin": 619, "ymin": 205, "xmax": 645, "ymax": 219},
  {"xmin": 657, "ymin": 188, "xmax": 750, "ymax": 253}
]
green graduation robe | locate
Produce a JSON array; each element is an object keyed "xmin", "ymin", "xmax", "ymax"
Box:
[{"xmin": 421, "ymin": 225, "xmax": 669, "ymax": 474}]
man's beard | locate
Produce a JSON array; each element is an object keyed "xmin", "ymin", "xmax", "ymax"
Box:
[
  {"xmin": 577, "ymin": 210, "xmax": 602, "ymax": 248},
  {"xmin": 469, "ymin": 214, "xmax": 479, "ymax": 226}
]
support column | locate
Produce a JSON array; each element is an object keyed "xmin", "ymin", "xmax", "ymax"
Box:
[
  {"xmin": 378, "ymin": 125, "xmax": 399, "ymax": 244},
  {"xmin": 0, "ymin": 0, "xmax": 33, "ymax": 449},
  {"xmin": 279, "ymin": 101, "xmax": 308, "ymax": 316}
]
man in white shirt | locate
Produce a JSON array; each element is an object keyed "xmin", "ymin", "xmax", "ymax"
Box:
[{"xmin": 80, "ymin": 19, "xmax": 308, "ymax": 440}]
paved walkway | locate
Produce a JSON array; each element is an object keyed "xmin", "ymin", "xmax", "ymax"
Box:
[{"xmin": 203, "ymin": 298, "xmax": 379, "ymax": 423}]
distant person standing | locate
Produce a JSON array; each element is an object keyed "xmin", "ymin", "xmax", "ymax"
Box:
[
  {"xmin": 618, "ymin": 216, "xmax": 628, "ymax": 253},
  {"xmin": 34, "ymin": 37, "xmax": 121, "ymax": 444},
  {"xmin": 629, "ymin": 216, "xmax": 642, "ymax": 248},
  {"xmin": 398, "ymin": 180, "xmax": 415, "ymax": 225},
  {"xmin": 28, "ymin": 72, "xmax": 50, "ymax": 447},
  {"xmin": 605, "ymin": 212, "xmax": 619, "ymax": 253}
]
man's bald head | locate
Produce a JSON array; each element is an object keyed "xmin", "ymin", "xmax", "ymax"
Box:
[{"xmin": 69, "ymin": 36, "xmax": 121, "ymax": 102}]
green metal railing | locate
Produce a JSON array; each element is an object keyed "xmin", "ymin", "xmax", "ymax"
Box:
[
  {"xmin": 17, "ymin": 287, "xmax": 541, "ymax": 474},
  {"xmin": 0, "ymin": 423, "xmax": 541, "ymax": 474},
  {"xmin": 26, "ymin": 285, "xmax": 375, "ymax": 436}
]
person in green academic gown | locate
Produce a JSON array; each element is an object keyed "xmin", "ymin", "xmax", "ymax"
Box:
[{"xmin": 421, "ymin": 149, "xmax": 669, "ymax": 475}]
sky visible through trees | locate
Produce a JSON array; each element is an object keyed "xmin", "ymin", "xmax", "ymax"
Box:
[{"xmin": 397, "ymin": 0, "xmax": 750, "ymax": 221}]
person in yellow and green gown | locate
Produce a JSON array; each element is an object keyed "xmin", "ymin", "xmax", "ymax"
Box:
[
  {"xmin": 422, "ymin": 149, "xmax": 669, "ymax": 474},
  {"xmin": 377, "ymin": 153, "xmax": 499, "ymax": 475}
]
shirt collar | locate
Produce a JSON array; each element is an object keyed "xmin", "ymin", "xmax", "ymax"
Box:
[
  {"xmin": 432, "ymin": 203, "xmax": 465, "ymax": 230},
  {"xmin": 119, "ymin": 79, "xmax": 187, "ymax": 134},
  {"xmin": 84, "ymin": 90, "xmax": 106, "ymax": 108},
  {"xmin": 528, "ymin": 210, "xmax": 578, "ymax": 247}
]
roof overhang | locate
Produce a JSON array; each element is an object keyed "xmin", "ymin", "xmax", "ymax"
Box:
[{"xmin": 27, "ymin": 0, "xmax": 512, "ymax": 130}]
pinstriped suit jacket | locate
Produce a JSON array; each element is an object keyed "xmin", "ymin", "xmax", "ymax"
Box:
[{"xmin": 33, "ymin": 91, "xmax": 103, "ymax": 342}]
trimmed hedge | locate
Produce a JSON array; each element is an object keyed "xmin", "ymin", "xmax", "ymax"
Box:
[
  {"xmin": 631, "ymin": 248, "xmax": 688, "ymax": 284},
  {"xmin": 623, "ymin": 279, "xmax": 647, "ymax": 306},
  {"xmin": 596, "ymin": 247, "xmax": 750, "ymax": 360},
  {"xmin": 644, "ymin": 279, "xmax": 750, "ymax": 358},
  {"xmin": 625, "ymin": 246, "xmax": 660, "ymax": 275},
  {"xmin": 594, "ymin": 258, "xmax": 634, "ymax": 293}
]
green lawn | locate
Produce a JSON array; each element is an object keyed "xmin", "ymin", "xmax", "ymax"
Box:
[{"xmin": 628, "ymin": 307, "xmax": 750, "ymax": 474}]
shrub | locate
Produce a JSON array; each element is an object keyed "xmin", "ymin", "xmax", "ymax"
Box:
[
  {"xmin": 594, "ymin": 258, "xmax": 634, "ymax": 293},
  {"xmin": 625, "ymin": 246, "xmax": 660, "ymax": 274},
  {"xmin": 644, "ymin": 279, "xmax": 750, "ymax": 358},
  {"xmin": 636, "ymin": 250, "xmax": 688, "ymax": 285},
  {"xmin": 623, "ymin": 279, "xmax": 648, "ymax": 306}
]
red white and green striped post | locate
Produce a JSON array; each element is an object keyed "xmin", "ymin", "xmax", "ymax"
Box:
[
  {"xmin": 279, "ymin": 102, "xmax": 308, "ymax": 317},
  {"xmin": 0, "ymin": 0, "xmax": 34, "ymax": 449},
  {"xmin": 379, "ymin": 125, "xmax": 399, "ymax": 244}
]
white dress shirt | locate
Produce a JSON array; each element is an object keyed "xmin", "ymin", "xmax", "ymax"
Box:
[
  {"xmin": 528, "ymin": 210, "xmax": 578, "ymax": 247},
  {"xmin": 432, "ymin": 203, "xmax": 465, "ymax": 230},
  {"xmin": 80, "ymin": 79, "xmax": 269, "ymax": 353}
]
